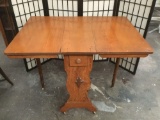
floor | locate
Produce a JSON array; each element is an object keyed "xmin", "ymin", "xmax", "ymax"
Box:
[
  {"xmin": 0, "ymin": 24, "xmax": 160, "ymax": 120},
  {"xmin": 149, "ymin": 6, "xmax": 160, "ymax": 33}
]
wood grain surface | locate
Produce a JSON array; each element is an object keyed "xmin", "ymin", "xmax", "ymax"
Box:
[{"xmin": 4, "ymin": 16, "xmax": 153, "ymax": 58}]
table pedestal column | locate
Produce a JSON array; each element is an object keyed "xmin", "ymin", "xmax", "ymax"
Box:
[{"xmin": 60, "ymin": 55, "xmax": 96, "ymax": 113}]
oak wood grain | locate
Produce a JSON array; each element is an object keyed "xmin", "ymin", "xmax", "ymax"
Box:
[
  {"xmin": 5, "ymin": 17, "xmax": 65, "ymax": 56},
  {"xmin": 4, "ymin": 16, "xmax": 153, "ymax": 58}
]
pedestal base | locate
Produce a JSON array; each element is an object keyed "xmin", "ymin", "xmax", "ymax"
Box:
[{"xmin": 60, "ymin": 55, "xmax": 96, "ymax": 113}]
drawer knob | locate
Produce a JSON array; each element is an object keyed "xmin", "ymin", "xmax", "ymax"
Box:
[{"xmin": 76, "ymin": 58, "xmax": 81, "ymax": 64}]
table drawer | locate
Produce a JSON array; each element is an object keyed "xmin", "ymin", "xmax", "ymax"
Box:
[{"xmin": 69, "ymin": 56, "xmax": 88, "ymax": 66}]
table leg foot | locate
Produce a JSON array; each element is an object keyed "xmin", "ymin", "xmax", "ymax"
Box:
[{"xmin": 60, "ymin": 101, "xmax": 96, "ymax": 112}]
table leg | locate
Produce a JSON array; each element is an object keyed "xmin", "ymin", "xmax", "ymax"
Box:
[
  {"xmin": 0, "ymin": 67, "xmax": 14, "ymax": 85},
  {"xmin": 60, "ymin": 55, "xmax": 96, "ymax": 113},
  {"xmin": 36, "ymin": 58, "xmax": 44, "ymax": 90},
  {"xmin": 111, "ymin": 58, "xmax": 120, "ymax": 87}
]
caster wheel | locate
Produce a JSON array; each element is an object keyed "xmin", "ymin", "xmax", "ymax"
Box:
[{"xmin": 93, "ymin": 111, "xmax": 96, "ymax": 114}]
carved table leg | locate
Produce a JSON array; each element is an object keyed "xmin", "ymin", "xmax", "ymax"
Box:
[{"xmin": 60, "ymin": 55, "xmax": 96, "ymax": 112}]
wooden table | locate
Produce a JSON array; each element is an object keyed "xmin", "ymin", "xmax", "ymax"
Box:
[{"xmin": 4, "ymin": 16, "xmax": 153, "ymax": 113}]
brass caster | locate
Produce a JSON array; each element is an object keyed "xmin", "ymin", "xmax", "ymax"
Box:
[
  {"xmin": 93, "ymin": 111, "xmax": 96, "ymax": 114},
  {"xmin": 63, "ymin": 112, "xmax": 66, "ymax": 115},
  {"xmin": 42, "ymin": 88, "xmax": 44, "ymax": 90}
]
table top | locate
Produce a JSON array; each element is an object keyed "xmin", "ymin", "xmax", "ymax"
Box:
[{"xmin": 4, "ymin": 16, "xmax": 153, "ymax": 58}]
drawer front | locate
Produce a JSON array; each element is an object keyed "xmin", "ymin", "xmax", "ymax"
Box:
[{"xmin": 69, "ymin": 56, "xmax": 88, "ymax": 66}]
